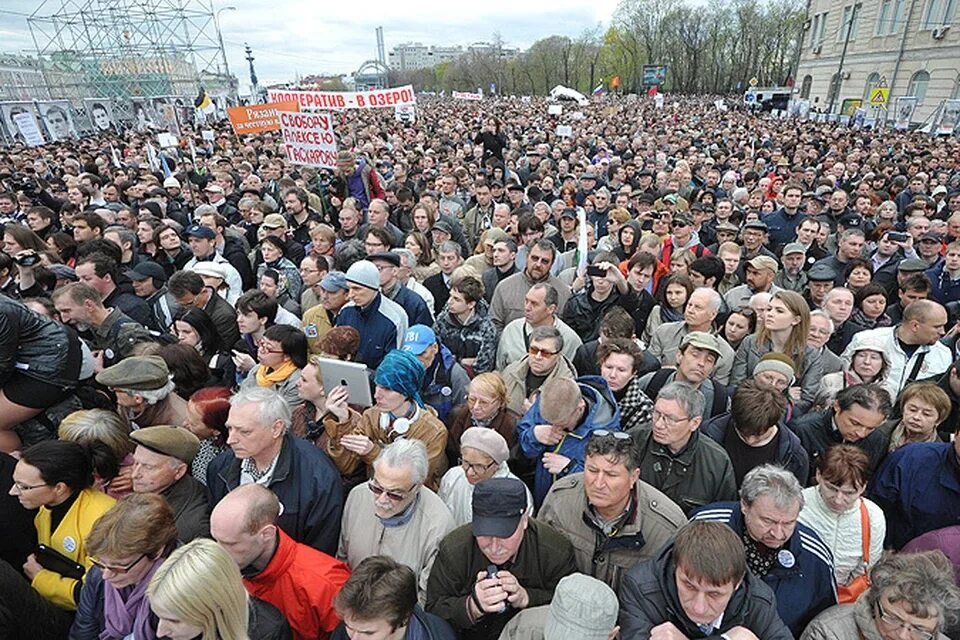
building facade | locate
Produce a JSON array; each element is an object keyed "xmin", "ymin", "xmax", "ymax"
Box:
[
  {"xmin": 388, "ymin": 43, "xmax": 464, "ymax": 71},
  {"xmin": 796, "ymin": 0, "xmax": 960, "ymax": 122}
]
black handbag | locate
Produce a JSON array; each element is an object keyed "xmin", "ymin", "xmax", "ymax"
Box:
[{"xmin": 35, "ymin": 543, "xmax": 86, "ymax": 580}]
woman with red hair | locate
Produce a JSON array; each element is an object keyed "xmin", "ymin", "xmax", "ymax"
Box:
[{"xmin": 183, "ymin": 387, "xmax": 231, "ymax": 485}]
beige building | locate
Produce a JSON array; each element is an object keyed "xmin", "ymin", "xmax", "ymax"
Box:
[{"xmin": 796, "ymin": 0, "xmax": 960, "ymax": 123}]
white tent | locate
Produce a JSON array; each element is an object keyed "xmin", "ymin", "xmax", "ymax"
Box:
[{"xmin": 549, "ymin": 85, "xmax": 589, "ymax": 106}]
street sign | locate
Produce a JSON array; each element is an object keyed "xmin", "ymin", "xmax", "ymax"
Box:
[
  {"xmin": 749, "ymin": 77, "xmax": 759, "ymax": 87},
  {"xmin": 869, "ymin": 87, "xmax": 889, "ymax": 106}
]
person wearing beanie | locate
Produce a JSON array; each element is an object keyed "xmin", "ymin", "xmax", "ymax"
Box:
[
  {"xmin": 335, "ymin": 259, "xmax": 409, "ymax": 369},
  {"xmin": 500, "ymin": 572, "xmax": 620, "ymax": 640},
  {"xmin": 322, "ymin": 349, "xmax": 448, "ymax": 490},
  {"xmin": 437, "ymin": 427, "xmax": 532, "ymax": 526}
]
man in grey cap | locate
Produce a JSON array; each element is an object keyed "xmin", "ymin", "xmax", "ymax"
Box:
[
  {"xmin": 302, "ymin": 270, "xmax": 348, "ymax": 354},
  {"xmin": 804, "ymin": 263, "xmax": 836, "ymax": 310},
  {"xmin": 95, "ymin": 355, "xmax": 187, "ymax": 428},
  {"xmin": 426, "ymin": 477, "xmax": 576, "ymax": 640},
  {"xmin": 336, "ymin": 259, "xmax": 408, "ymax": 369},
  {"xmin": 130, "ymin": 425, "xmax": 209, "ymax": 542},
  {"xmin": 498, "ymin": 573, "xmax": 619, "ymax": 640},
  {"xmin": 724, "ymin": 255, "xmax": 781, "ymax": 310},
  {"xmin": 774, "ymin": 243, "xmax": 808, "ymax": 293}
]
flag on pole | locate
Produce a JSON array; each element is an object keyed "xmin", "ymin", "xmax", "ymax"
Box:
[
  {"xmin": 110, "ymin": 145, "xmax": 122, "ymax": 168},
  {"xmin": 576, "ymin": 207, "xmax": 589, "ymax": 277},
  {"xmin": 592, "ymin": 83, "xmax": 605, "ymax": 97},
  {"xmin": 159, "ymin": 152, "xmax": 172, "ymax": 178}
]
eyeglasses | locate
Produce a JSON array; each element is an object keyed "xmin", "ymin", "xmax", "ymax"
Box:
[
  {"xmin": 368, "ymin": 479, "xmax": 412, "ymax": 502},
  {"xmin": 256, "ymin": 339, "xmax": 284, "ymax": 355},
  {"xmin": 459, "ymin": 457, "xmax": 497, "ymax": 475},
  {"xmin": 91, "ymin": 553, "xmax": 146, "ymax": 575},
  {"xmin": 671, "ymin": 221, "xmax": 689, "ymax": 228},
  {"xmin": 591, "ymin": 429, "xmax": 631, "ymax": 442},
  {"xmin": 12, "ymin": 480, "xmax": 48, "ymax": 492},
  {"xmin": 875, "ymin": 600, "xmax": 936, "ymax": 640},
  {"xmin": 652, "ymin": 410, "xmax": 691, "ymax": 427},
  {"xmin": 528, "ymin": 346, "xmax": 559, "ymax": 358}
]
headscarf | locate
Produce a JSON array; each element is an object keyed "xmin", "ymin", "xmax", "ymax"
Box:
[{"xmin": 374, "ymin": 350, "xmax": 425, "ymax": 407}]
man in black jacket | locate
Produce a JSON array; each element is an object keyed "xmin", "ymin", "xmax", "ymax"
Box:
[{"xmin": 619, "ymin": 520, "xmax": 792, "ymax": 640}]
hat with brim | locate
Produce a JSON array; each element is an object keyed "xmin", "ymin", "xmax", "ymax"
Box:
[
  {"xmin": 747, "ymin": 255, "xmax": 779, "ymax": 273},
  {"xmin": 130, "ymin": 426, "xmax": 200, "ymax": 465},
  {"xmin": 680, "ymin": 331, "xmax": 723, "ymax": 358},
  {"xmin": 472, "ymin": 477, "xmax": 527, "ymax": 538},
  {"xmin": 544, "ymin": 574, "xmax": 619, "ymax": 640}
]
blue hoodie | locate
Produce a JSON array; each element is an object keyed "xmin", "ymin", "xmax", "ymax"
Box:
[{"xmin": 517, "ymin": 375, "xmax": 621, "ymax": 506}]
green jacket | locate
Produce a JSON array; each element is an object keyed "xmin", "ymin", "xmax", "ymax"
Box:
[{"xmin": 425, "ymin": 519, "xmax": 576, "ymax": 640}]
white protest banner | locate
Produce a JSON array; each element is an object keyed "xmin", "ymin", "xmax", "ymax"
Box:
[
  {"xmin": 395, "ymin": 104, "xmax": 416, "ymax": 123},
  {"xmin": 278, "ymin": 111, "xmax": 338, "ymax": 168},
  {"xmin": 452, "ymin": 91, "xmax": 483, "ymax": 101},
  {"xmin": 654, "ymin": 94, "xmax": 665, "ymax": 109},
  {"xmin": 201, "ymin": 129, "xmax": 216, "ymax": 141},
  {"xmin": 547, "ymin": 104, "xmax": 562, "ymax": 115},
  {"xmin": 936, "ymin": 100, "xmax": 960, "ymax": 136},
  {"xmin": 12, "ymin": 112, "xmax": 44, "ymax": 147},
  {"xmin": 571, "ymin": 111, "xmax": 585, "ymax": 120},
  {"xmin": 556, "ymin": 125, "xmax": 573, "ymax": 137},
  {"xmin": 157, "ymin": 132, "xmax": 179, "ymax": 148},
  {"xmin": 268, "ymin": 85, "xmax": 416, "ymax": 110},
  {"xmin": 895, "ymin": 97, "xmax": 918, "ymax": 130}
]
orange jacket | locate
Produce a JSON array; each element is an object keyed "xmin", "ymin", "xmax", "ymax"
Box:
[{"xmin": 244, "ymin": 529, "xmax": 352, "ymax": 640}]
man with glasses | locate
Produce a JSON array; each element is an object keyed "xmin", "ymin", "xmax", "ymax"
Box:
[
  {"xmin": 207, "ymin": 386, "xmax": 344, "ymax": 556},
  {"xmin": 338, "ymin": 439, "xmax": 455, "ymax": 604},
  {"xmin": 211, "ymin": 483, "xmax": 351, "ymax": 640},
  {"xmin": 660, "ymin": 211, "xmax": 709, "ymax": 266},
  {"xmin": 538, "ymin": 429, "xmax": 686, "ymax": 591},
  {"xmin": 501, "ymin": 326, "xmax": 577, "ymax": 416},
  {"xmin": 630, "ymin": 380, "xmax": 736, "ymax": 515},
  {"xmin": 517, "ymin": 375, "xmax": 622, "ymax": 507},
  {"xmin": 168, "ymin": 269, "xmax": 241, "ymax": 348},
  {"xmin": 490, "ymin": 239, "xmax": 571, "ymax": 331}
]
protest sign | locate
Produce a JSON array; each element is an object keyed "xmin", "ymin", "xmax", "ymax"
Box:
[
  {"xmin": 395, "ymin": 104, "xmax": 416, "ymax": 123},
  {"xmin": 227, "ymin": 101, "xmax": 299, "ymax": 135},
  {"xmin": 548, "ymin": 104, "xmax": 562, "ymax": 115},
  {"xmin": 157, "ymin": 132, "xmax": 178, "ymax": 148},
  {"xmin": 895, "ymin": 97, "xmax": 918, "ymax": 130},
  {"xmin": 201, "ymin": 129, "xmax": 215, "ymax": 141},
  {"xmin": 571, "ymin": 111, "xmax": 585, "ymax": 120},
  {"xmin": 556, "ymin": 125, "xmax": 573, "ymax": 137},
  {"xmin": 12, "ymin": 112, "xmax": 44, "ymax": 147},
  {"xmin": 267, "ymin": 85, "xmax": 416, "ymax": 110},
  {"xmin": 452, "ymin": 91, "xmax": 482, "ymax": 101},
  {"xmin": 936, "ymin": 100, "xmax": 960, "ymax": 136},
  {"xmin": 278, "ymin": 111, "xmax": 338, "ymax": 168}
]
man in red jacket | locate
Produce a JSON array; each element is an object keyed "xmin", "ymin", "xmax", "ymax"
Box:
[{"xmin": 211, "ymin": 484, "xmax": 352, "ymax": 640}]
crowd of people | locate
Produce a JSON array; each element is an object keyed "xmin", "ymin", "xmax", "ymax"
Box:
[{"xmin": 1, "ymin": 92, "xmax": 960, "ymax": 640}]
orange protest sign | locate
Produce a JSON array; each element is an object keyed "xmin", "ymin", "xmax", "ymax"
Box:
[{"xmin": 227, "ymin": 101, "xmax": 300, "ymax": 135}]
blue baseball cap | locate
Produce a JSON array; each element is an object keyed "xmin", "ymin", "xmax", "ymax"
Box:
[
  {"xmin": 319, "ymin": 270, "xmax": 349, "ymax": 292},
  {"xmin": 184, "ymin": 224, "xmax": 215, "ymax": 240},
  {"xmin": 401, "ymin": 325, "xmax": 437, "ymax": 355}
]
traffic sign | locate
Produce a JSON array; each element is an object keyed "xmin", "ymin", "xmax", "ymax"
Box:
[
  {"xmin": 869, "ymin": 87, "xmax": 889, "ymax": 105},
  {"xmin": 749, "ymin": 77, "xmax": 759, "ymax": 87}
]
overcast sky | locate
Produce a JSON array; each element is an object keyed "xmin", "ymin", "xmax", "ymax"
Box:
[{"xmin": 1, "ymin": 0, "xmax": 619, "ymax": 89}]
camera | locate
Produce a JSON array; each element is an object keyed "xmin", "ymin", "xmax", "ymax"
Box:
[{"xmin": 14, "ymin": 252, "xmax": 41, "ymax": 267}]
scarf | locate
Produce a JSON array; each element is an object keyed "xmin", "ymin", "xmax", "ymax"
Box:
[
  {"xmin": 101, "ymin": 556, "xmax": 163, "ymax": 640},
  {"xmin": 255, "ymin": 360, "xmax": 299, "ymax": 387}
]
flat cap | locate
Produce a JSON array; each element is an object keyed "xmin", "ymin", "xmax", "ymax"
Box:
[
  {"xmin": 807, "ymin": 263, "xmax": 837, "ymax": 281},
  {"xmin": 746, "ymin": 255, "xmax": 779, "ymax": 273},
  {"xmin": 898, "ymin": 258, "xmax": 929, "ymax": 273},
  {"xmin": 95, "ymin": 355, "xmax": 170, "ymax": 390},
  {"xmin": 680, "ymin": 331, "xmax": 724, "ymax": 357},
  {"xmin": 130, "ymin": 426, "xmax": 200, "ymax": 465},
  {"xmin": 782, "ymin": 242, "xmax": 806, "ymax": 256}
]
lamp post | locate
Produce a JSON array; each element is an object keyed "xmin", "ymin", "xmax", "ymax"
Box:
[
  {"xmin": 214, "ymin": 5, "xmax": 237, "ymax": 79},
  {"xmin": 827, "ymin": 1, "xmax": 861, "ymax": 114}
]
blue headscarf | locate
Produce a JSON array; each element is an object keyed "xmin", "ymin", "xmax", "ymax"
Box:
[{"xmin": 374, "ymin": 350, "xmax": 426, "ymax": 407}]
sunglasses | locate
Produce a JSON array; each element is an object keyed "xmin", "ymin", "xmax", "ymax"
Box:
[
  {"xmin": 368, "ymin": 479, "xmax": 411, "ymax": 502},
  {"xmin": 591, "ymin": 429, "xmax": 631, "ymax": 442},
  {"xmin": 528, "ymin": 346, "xmax": 559, "ymax": 358}
]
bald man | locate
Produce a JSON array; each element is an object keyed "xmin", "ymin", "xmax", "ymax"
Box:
[{"xmin": 211, "ymin": 484, "xmax": 351, "ymax": 640}]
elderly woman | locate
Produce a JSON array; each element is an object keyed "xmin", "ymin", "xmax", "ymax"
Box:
[
  {"xmin": 58, "ymin": 409, "xmax": 133, "ymax": 499},
  {"xmin": 438, "ymin": 427, "xmax": 531, "ymax": 526},
  {"xmin": 323, "ymin": 349, "xmax": 448, "ymax": 490},
  {"xmin": 445, "ymin": 372, "xmax": 518, "ymax": 466},
  {"xmin": 799, "ymin": 445, "xmax": 886, "ymax": 604},
  {"xmin": 238, "ymin": 324, "xmax": 307, "ymax": 407},
  {"xmin": 881, "ymin": 382, "xmax": 951, "ymax": 451},
  {"xmin": 148, "ymin": 538, "xmax": 291, "ymax": 640},
  {"xmin": 70, "ymin": 494, "xmax": 178, "ymax": 640},
  {"xmin": 598, "ymin": 338, "xmax": 654, "ymax": 431},
  {"xmin": 814, "ymin": 335, "xmax": 889, "ymax": 411},
  {"xmin": 800, "ymin": 551, "xmax": 960, "ymax": 640},
  {"xmin": 183, "ymin": 387, "xmax": 231, "ymax": 485}
]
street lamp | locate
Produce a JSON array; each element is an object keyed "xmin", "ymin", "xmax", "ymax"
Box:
[{"xmin": 214, "ymin": 5, "xmax": 237, "ymax": 79}]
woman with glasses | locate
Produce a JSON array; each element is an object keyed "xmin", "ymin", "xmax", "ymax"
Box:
[
  {"xmin": 445, "ymin": 372, "xmax": 518, "ymax": 467},
  {"xmin": 70, "ymin": 493, "xmax": 178, "ymax": 640},
  {"xmin": 799, "ymin": 445, "xmax": 886, "ymax": 605},
  {"xmin": 814, "ymin": 336, "xmax": 889, "ymax": 411},
  {"xmin": 801, "ymin": 550, "xmax": 960, "ymax": 640},
  {"xmin": 439, "ymin": 427, "xmax": 531, "ymax": 526},
  {"xmin": 148, "ymin": 538, "xmax": 291, "ymax": 640},
  {"xmin": 238, "ymin": 324, "xmax": 308, "ymax": 408},
  {"xmin": 0, "ymin": 440, "xmax": 116, "ymax": 639}
]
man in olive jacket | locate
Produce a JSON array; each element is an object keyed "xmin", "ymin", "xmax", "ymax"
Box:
[
  {"xmin": 425, "ymin": 478, "xmax": 575, "ymax": 640},
  {"xmin": 538, "ymin": 430, "xmax": 686, "ymax": 592}
]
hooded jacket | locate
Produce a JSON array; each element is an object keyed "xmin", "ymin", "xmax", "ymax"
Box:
[
  {"xmin": 618, "ymin": 540, "xmax": 793, "ymax": 640},
  {"xmin": 516, "ymin": 376, "xmax": 622, "ymax": 506}
]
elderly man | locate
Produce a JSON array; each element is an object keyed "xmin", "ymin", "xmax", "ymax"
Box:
[
  {"xmin": 692, "ymin": 465, "xmax": 837, "ymax": 636},
  {"xmin": 537, "ymin": 430, "xmax": 686, "ymax": 592},
  {"xmin": 426, "ymin": 477, "xmax": 576, "ymax": 640},
  {"xmin": 649, "ymin": 287, "xmax": 735, "ymax": 385},
  {"xmin": 129, "ymin": 425, "xmax": 209, "ymax": 542},
  {"xmin": 843, "ymin": 299, "xmax": 952, "ymax": 399},
  {"xmin": 336, "ymin": 259, "xmax": 408, "ymax": 369},
  {"xmin": 96, "ymin": 355, "xmax": 187, "ymax": 428},
  {"xmin": 501, "ymin": 326, "xmax": 577, "ymax": 416},
  {"xmin": 775, "ymin": 242, "xmax": 809, "ymax": 292},
  {"xmin": 211, "ymin": 484, "xmax": 351, "ymax": 640},
  {"xmin": 724, "ymin": 256, "xmax": 781, "ymax": 310},
  {"xmin": 338, "ymin": 440, "xmax": 454, "ymax": 604},
  {"xmin": 206, "ymin": 386, "xmax": 344, "ymax": 556},
  {"xmin": 489, "ymin": 239, "xmax": 571, "ymax": 331},
  {"xmin": 619, "ymin": 521, "xmax": 793, "ymax": 640},
  {"xmin": 629, "ymin": 381, "xmax": 736, "ymax": 515},
  {"xmin": 821, "ymin": 287, "xmax": 856, "ymax": 354},
  {"xmin": 808, "ymin": 310, "xmax": 844, "ymax": 374},
  {"xmin": 516, "ymin": 376, "xmax": 622, "ymax": 507},
  {"xmin": 497, "ymin": 283, "xmax": 582, "ymax": 369}
]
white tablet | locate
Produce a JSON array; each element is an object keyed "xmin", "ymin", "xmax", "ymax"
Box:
[{"xmin": 317, "ymin": 357, "xmax": 373, "ymax": 408}]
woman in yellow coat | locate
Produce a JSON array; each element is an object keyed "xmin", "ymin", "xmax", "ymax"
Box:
[{"xmin": 0, "ymin": 440, "xmax": 115, "ymax": 639}]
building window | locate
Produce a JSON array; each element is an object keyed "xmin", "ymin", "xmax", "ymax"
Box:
[
  {"xmin": 877, "ymin": 0, "xmax": 907, "ymax": 34},
  {"xmin": 863, "ymin": 72, "xmax": 881, "ymax": 101},
  {"xmin": 827, "ymin": 73, "xmax": 842, "ymax": 108},
  {"xmin": 811, "ymin": 12, "xmax": 829, "ymax": 49},
  {"xmin": 801, "ymin": 75, "xmax": 813, "ymax": 99},
  {"xmin": 952, "ymin": 74, "xmax": 960, "ymax": 99},
  {"xmin": 839, "ymin": 4, "xmax": 861, "ymax": 41},
  {"xmin": 908, "ymin": 70, "xmax": 931, "ymax": 102},
  {"xmin": 923, "ymin": 0, "xmax": 958, "ymax": 28}
]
